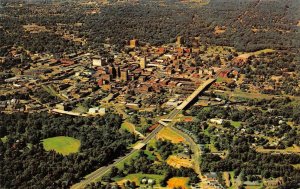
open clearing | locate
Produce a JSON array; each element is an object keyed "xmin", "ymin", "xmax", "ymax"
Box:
[
  {"xmin": 237, "ymin": 49, "xmax": 275, "ymax": 60},
  {"xmin": 230, "ymin": 121, "xmax": 242, "ymax": 128},
  {"xmin": 115, "ymin": 150, "xmax": 140, "ymax": 169},
  {"xmin": 42, "ymin": 84, "xmax": 67, "ymax": 101},
  {"xmin": 42, "ymin": 136, "xmax": 80, "ymax": 155},
  {"xmin": 167, "ymin": 177, "xmax": 190, "ymax": 189},
  {"xmin": 23, "ymin": 23, "xmax": 49, "ymax": 33},
  {"xmin": 292, "ymin": 164, "xmax": 300, "ymax": 169},
  {"xmin": 121, "ymin": 121, "xmax": 135, "ymax": 133},
  {"xmin": 256, "ymin": 145, "xmax": 300, "ymax": 154},
  {"xmin": 166, "ymin": 155, "xmax": 193, "ymax": 168},
  {"xmin": 115, "ymin": 173, "xmax": 164, "ymax": 186},
  {"xmin": 1, "ymin": 136, "xmax": 8, "ymax": 143},
  {"xmin": 157, "ymin": 127, "xmax": 185, "ymax": 143},
  {"xmin": 223, "ymin": 172, "xmax": 231, "ymax": 188},
  {"xmin": 228, "ymin": 171, "xmax": 238, "ymax": 189}
]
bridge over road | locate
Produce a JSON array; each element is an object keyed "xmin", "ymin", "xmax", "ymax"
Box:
[
  {"xmin": 176, "ymin": 78, "xmax": 216, "ymax": 110},
  {"xmin": 71, "ymin": 79, "xmax": 216, "ymax": 189}
]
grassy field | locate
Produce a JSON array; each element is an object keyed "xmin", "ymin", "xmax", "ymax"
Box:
[
  {"xmin": 140, "ymin": 117, "xmax": 149, "ymax": 126},
  {"xmin": 115, "ymin": 173, "xmax": 164, "ymax": 186},
  {"xmin": 238, "ymin": 49, "xmax": 275, "ymax": 59},
  {"xmin": 166, "ymin": 155, "xmax": 193, "ymax": 168},
  {"xmin": 228, "ymin": 171, "xmax": 237, "ymax": 189},
  {"xmin": 121, "ymin": 121, "xmax": 135, "ymax": 133},
  {"xmin": 144, "ymin": 150, "xmax": 156, "ymax": 161},
  {"xmin": 157, "ymin": 127, "xmax": 185, "ymax": 143},
  {"xmin": 217, "ymin": 89, "xmax": 300, "ymax": 101},
  {"xmin": 223, "ymin": 172, "xmax": 231, "ymax": 188},
  {"xmin": 292, "ymin": 164, "xmax": 300, "ymax": 169},
  {"xmin": 256, "ymin": 145, "xmax": 300, "ymax": 153},
  {"xmin": 42, "ymin": 84, "xmax": 67, "ymax": 101},
  {"xmin": 42, "ymin": 136, "xmax": 80, "ymax": 155},
  {"xmin": 208, "ymin": 143, "xmax": 218, "ymax": 152},
  {"xmin": 74, "ymin": 103, "xmax": 88, "ymax": 113},
  {"xmin": 245, "ymin": 184, "xmax": 264, "ymax": 189},
  {"xmin": 216, "ymin": 77, "xmax": 225, "ymax": 82},
  {"xmin": 147, "ymin": 138, "xmax": 157, "ymax": 150},
  {"xmin": 115, "ymin": 150, "xmax": 140, "ymax": 169},
  {"xmin": 167, "ymin": 177, "xmax": 190, "ymax": 189},
  {"xmin": 230, "ymin": 121, "xmax": 242, "ymax": 128},
  {"xmin": 180, "ymin": 116, "xmax": 194, "ymax": 122},
  {"xmin": 1, "ymin": 136, "xmax": 8, "ymax": 143}
]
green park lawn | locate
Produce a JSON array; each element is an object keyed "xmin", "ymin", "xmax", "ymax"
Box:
[{"xmin": 42, "ymin": 136, "xmax": 80, "ymax": 155}]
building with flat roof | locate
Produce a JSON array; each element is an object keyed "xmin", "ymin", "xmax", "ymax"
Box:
[
  {"xmin": 129, "ymin": 39, "xmax": 138, "ymax": 48},
  {"xmin": 92, "ymin": 56, "xmax": 105, "ymax": 67},
  {"xmin": 140, "ymin": 57, "xmax": 147, "ymax": 69},
  {"xmin": 121, "ymin": 70, "xmax": 128, "ymax": 81},
  {"xmin": 88, "ymin": 107, "xmax": 106, "ymax": 116}
]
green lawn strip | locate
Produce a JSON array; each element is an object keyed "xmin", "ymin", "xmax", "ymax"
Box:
[{"xmin": 42, "ymin": 136, "xmax": 80, "ymax": 156}]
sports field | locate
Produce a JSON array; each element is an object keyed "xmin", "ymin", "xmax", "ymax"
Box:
[{"xmin": 42, "ymin": 136, "xmax": 80, "ymax": 155}]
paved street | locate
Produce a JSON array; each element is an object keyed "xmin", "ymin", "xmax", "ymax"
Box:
[{"xmin": 71, "ymin": 79, "xmax": 215, "ymax": 188}]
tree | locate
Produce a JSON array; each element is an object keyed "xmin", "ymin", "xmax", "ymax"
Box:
[{"xmin": 222, "ymin": 121, "xmax": 232, "ymax": 128}]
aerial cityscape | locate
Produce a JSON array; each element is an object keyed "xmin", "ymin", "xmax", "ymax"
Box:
[{"xmin": 0, "ymin": 0, "xmax": 299, "ymax": 189}]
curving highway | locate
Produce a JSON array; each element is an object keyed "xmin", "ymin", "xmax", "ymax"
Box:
[{"xmin": 71, "ymin": 79, "xmax": 216, "ymax": 189}]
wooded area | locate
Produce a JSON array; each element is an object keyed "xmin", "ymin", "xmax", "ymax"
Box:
[
  {"xmin": 0, "ymin": 0, "xmax": 299, "ymax": 56},
  {"xmin": 0, "ymin": 112, "xmax": 136, "ymax": 188}
]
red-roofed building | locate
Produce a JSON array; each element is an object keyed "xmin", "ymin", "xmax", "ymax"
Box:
[
  {"xmin": 157, "ymin": 47, "xmax": 166, "ymax": 55},
  {"xmin": 60, "ymin": 59, "xmax": 75, "ymax": 67}
]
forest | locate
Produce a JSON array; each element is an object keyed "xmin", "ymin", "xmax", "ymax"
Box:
[
  {"xmin": 0, "ymin": 0, "xmax": 299, "ymax": 56},
  {"xmin": 0, "ymin": 112, "xmax": 136, "ymax": 188},
  {"xmin": 201, "ymin": 143, "xmax": 300, "ymax": 189},
  {"xmin": 176, "ymin": 98, "xmax": 300, "ymax": 188},
  {"xmin": 239, "ymin": 51, "xmax": 300, "ymax": 96}
]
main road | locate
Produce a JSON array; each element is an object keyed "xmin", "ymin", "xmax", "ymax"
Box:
[
  {"xmin": 71, "ymin": 78, "xmax": 216, "ymax": 189},
  {"xmin": 71, "ymin": 124, "xmax": 164, "ymax": 189}
]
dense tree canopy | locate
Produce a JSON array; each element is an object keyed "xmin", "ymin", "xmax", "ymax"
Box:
[{"xmin": 0, "ymin": 112, "xmax": 136, "ymax": 188}]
